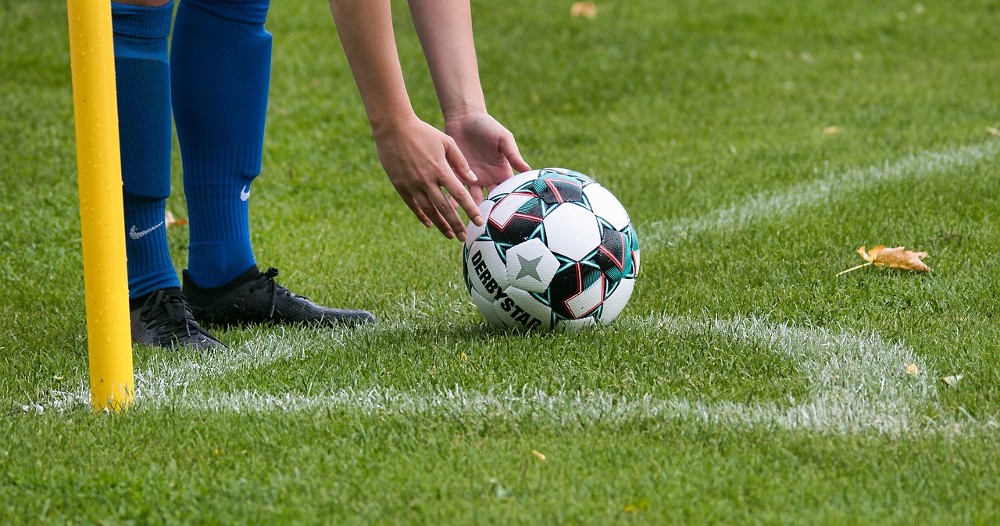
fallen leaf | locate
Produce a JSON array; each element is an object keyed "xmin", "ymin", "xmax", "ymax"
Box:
[
  {"xmin": 459, "ymin": 351, "xmax": 468, "ymax": 361},
  {"xmin": 942, "ymin": 374, "xmax": 963, "ymax": 387},
  {"xmin": 570, "ymin": 1, "xmax": 597, "ymax": 18},
  {"xmin": 987, "ymin": 126, "xmax": 1000, "ymax": 136},
  {"xmin": 904, "ymin": 363, "xmax": 919, "ymax": 376},
  {"xmin": 837, "ymin": 245, "xmax": 931, "ymax": 276},
  {"xmin": 859, "ymin": 245, "xmax": 931, "ymax": 271},
  {"xmin": 531, "ymin": 449, "xmax": 546, "ymax": 462},
  {"xmin": 822, "ymin": 126, "xmax": 841, "ymax": 135},
  {"xmin": 165, "ymin": 210, "xmax": 188, "ymax": 229}
]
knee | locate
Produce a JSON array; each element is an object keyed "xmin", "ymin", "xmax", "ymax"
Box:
[{"xmin": 114, "ymin": 0, "xmax": 172, "ymax": 7}]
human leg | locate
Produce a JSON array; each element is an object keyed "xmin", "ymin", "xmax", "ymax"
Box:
[
  {"xmin": 170, "ymin": 0, "xmax": 271, "ymax": 289},
  {"xmin": 112, "ymin": 0, "xmax": 224, "ymax": 349},
  {"xmin": 171, "ymin": 0, "xmax": 375, "ymax": 327},
  {"xmin": 112, "ymin": 0, "xmax": 177, "ymax": 300}
]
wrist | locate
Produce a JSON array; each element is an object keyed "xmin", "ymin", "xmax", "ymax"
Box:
[
  {"xmin": 442, "ymin": 101, "xmax": 487, "ymax": 123},
  {"xmin": 370, "ymin": 109, "xmax": 419, "ymax": 139}
]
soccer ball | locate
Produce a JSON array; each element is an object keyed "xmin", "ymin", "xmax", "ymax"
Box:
[{"xmin": 462, "ymin": 168, "xmax": 640, "ymax": 331}]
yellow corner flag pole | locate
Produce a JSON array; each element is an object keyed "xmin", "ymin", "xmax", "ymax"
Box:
[{"xmin": 66, "ymin": 0, "xmax": 134, "ymax": 411}]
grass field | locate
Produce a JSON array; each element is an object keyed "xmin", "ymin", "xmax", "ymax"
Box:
[{"xmin": 3, "ymin": 0, "xmax": 1000, "ymax": 523}]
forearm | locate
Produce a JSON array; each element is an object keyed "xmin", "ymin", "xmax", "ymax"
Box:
[
  {"xmin": 328, "ymin": 0, "xmax": 415, "ymax": 135},
  {"xmin": 407, "ymin": 0, "xmax": 486, "ymax": 120}
]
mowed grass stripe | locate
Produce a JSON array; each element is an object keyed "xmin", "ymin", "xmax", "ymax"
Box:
[{"xmin": 641, "ymin": 139, "xmax": 1000, "ymax": 249}]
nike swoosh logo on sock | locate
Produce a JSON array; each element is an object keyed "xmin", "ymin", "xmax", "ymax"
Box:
[
  {"xmin": 129, "ymin": 221, "xmax": 165, "ymax": 240},
  {"xmin": 240, "ymin": 185, "xmax": 251, "ymax": 202}
]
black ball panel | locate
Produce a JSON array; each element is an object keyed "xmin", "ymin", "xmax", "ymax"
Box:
[
  {"xmin": 485, "ymin": 195, "xmax": 544, "ymax": 247},
  {"xmin": 593, "ymin": 225, "xmax": 628, "ymax": 282},
  {"xmin": 531, "ymin": 175, "xmax": 587, "ymax": 207},
  {"xmin": 547, "ymin": 261, "xmax": 604, "ymax": 319}
]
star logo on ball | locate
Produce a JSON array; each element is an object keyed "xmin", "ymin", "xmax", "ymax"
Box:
[{"xmin": 515, "ymin": 253, "xmax": 544, "ymax": 282}]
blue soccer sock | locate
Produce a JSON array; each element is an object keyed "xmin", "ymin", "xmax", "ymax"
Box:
[
  {"xmin": 112, "ymin": 1, "xmax": 180, "ymax": 300},
  {"xmin": 171, "ymin": 0, "xmax": 272, "ymax": 288}
]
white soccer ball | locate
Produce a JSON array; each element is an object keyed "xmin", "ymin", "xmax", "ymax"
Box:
[{"xmin": 462, "ymin": 168, "xmax": 640, "ymax": 330}]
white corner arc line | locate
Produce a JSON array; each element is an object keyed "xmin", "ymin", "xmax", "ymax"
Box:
[
  {"xmin": 163, "ymin": 315, "xmax": 939, "ymax": 434},
  {"xmin": 28, "ymin": 315, "xmax": 949, "ymax": 435}
]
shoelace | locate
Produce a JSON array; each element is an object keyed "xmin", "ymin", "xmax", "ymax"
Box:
[
  {"xmin": 250, "ymin": 267, "xmax": 290, "ymax": 318},
  {"xmin": 141, "ymin": 289, "xmax": 196, "ymax": 337}
]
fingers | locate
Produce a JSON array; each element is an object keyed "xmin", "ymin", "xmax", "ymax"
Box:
[
  {"xmin": 380, "ymin": 116, "xmax": 502, "ymax": 241},
  {"xmin": 443, "ymin": 141, "xmax": 485, "ymax": 228},
  {"xmin": 459, "ymin": 168, "xmax": 485, "ymax": 205},
  {"xmin": 468, "ymin": 185, "xmax": 485, "ymax": 205},
  {"xmin": 499, "ymin": 132, "xmax": 532, "ymax": 173},
  {"xmin": 413, "ymin": 191, "xmax": 458, "ymax": 240},
  {"xmin": 460, "ymin": 169, "xmax": 478, "ymax": 185},
  {"xmin": 401, "ymin": 194, "xmax": 433, "ymax": 229},
  {"xmin": 399, "ymin": 169, "xmax": 480, "ymax": 241}
]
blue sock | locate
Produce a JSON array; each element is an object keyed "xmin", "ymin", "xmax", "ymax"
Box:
[
  {"xmin": 171, "ymin": 0, "xmax": 272, "ymax": 288},
  {"xmin": 112, "ymin": 1, "xmax": 180, "ymax": 300}
]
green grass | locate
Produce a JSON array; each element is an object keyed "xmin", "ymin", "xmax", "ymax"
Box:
[{"xmin": 3, "ymin": 0, "xmax": 1000, "ymax": 523}]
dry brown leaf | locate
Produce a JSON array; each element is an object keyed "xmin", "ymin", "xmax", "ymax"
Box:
[
  {"xmin": 570, "ymin": 2, "xmax": 597, "ymax": 19},
  {"xmin": 165, "ymin": 210, "xmax": 188, "ymax": 229},
  {"xmin": 859, "ymin": 245, "xmax": 931, "ymax": 271},
  {"xmin": 904, "ymin": 363, "xmax": 919, "ymax": 376},
  {"xmin": 822, "ymin": 126, "xmax": 841, "ymax": 135},
  {"xmin": 837, "ymin": 245, "xmax": 931, "ymax": 276},
  {"xmin": 530, "ymin": 449, "xmax": 547, "ymax": 462},
  {"xmin": 987, "ymin": 126, "xmax": 1000, "ymax": 136}
]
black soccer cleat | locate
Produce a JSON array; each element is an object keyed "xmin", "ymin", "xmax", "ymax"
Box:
[
  {"xmin": 131, "ymin": 288, "xmax": 227, "ymax": 351},
  {"xmin": 182, "ymin": 266, "xmax": 376, "ymax": 328}
]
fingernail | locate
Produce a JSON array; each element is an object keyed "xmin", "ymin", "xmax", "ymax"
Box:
[
  {"xmin": 473, "ymin": 215, "xmax": 485, "ymax": 227},
  {"xmin": 467, "ymin": 170, "xmax": 478, "ymax": 182},
  {"xmin": 457, "ymin": 232, "xmax": 467, "ymax": 242}
]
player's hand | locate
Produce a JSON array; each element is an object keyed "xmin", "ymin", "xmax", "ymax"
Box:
[
  {"xmin": 444, "ymin": 112, "xmax": 531, "ymax": 203},
  {"xmin": 373, "ymin": 114, "xmax": 483, "ymax": 241}
]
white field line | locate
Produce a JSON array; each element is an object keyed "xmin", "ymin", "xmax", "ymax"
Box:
[
  {"xmin": 34, "ymin": 314, "xmax": 950, "ymax": 434},
  {"xmin": 29, "ymin": 142, "xmax": 999, "ymax": 434},
  {"xmin": 38, "ymin": 332, "xmax": 302, "ymax": 413},
  {"xmin": 641, "ymin": 139, "xmax": 1000, "ymax": 248}
]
